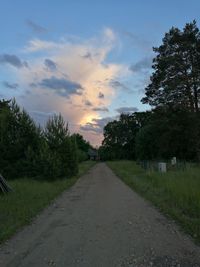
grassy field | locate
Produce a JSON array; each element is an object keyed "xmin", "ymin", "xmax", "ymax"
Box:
[
  {"xmin": 107, "ymin": 160, "xmax": 200, "ymax": 243},
  {"xmin": 0, "ymin": 161, "xmax": 96, "ymax": 244}
]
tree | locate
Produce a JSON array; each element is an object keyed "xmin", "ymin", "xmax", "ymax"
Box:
[
  {"xmin": 0, "ymin": 99, "xmax": 41, "ymax": 178},
  {"xmin": 100, "ymin": 112, "xmax": 151, "ymax": 160},
  {"xmin": 45, "ymin": 114, "xmax": 69, "ymax": 151},
  {"xmin": 71, "ymin": 133, "xmax": 91, "ymax": 162},
  {"xmin": 43, "ymin": 114, "xmax": 78, "ymax": 179},
  {"xmin": 142, "ymin": 21, "xmax": 200, "ymax": 112},
  {"xmin": 135, "ymin": 124, "xmax": 159, "ymax": 160},
  {"xmin": 135, "ymin": 107, "xmax": 200, "ymax": 160},
  {"xmin": 72, "ymin": 133, "xmax": 90, "ymax": 152},
  {"xmin": 0, "ymin": 98, "xmax": 87, "ymax": 179}
]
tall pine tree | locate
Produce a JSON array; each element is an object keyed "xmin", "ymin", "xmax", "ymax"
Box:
[{"xmin": 142, "ymin": 20, "xmax": 200, "ymax": 112}]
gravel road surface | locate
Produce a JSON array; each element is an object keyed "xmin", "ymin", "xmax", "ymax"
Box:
[{"xmin": 0, "ymin": 163, "xmax": 200, "ymax": 267}]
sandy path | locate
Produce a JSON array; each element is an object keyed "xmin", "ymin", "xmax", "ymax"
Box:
[{"xmin": 0, "ymin": 163, "xmax": 200, "ymax": 267}]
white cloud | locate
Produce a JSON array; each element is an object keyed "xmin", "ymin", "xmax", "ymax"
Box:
[
  {"xmin": 103, "ymin": 27, "xmax": 116, "ymax": 43},
  {"xmin": 24, "ymin": 39, "xmax": 62, "ymax": 52},
  {"xmin": 10, "ymin": 28, "xmax": 127, "ymax": 146}
]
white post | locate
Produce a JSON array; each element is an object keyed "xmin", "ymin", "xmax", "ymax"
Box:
[
  {"xmin": 158, "ymin": 162, "xmax": 167, "ymax": 173},
  {"xmin": 171, "ymin": 157, "xmax": 176, "ymax": 166}
]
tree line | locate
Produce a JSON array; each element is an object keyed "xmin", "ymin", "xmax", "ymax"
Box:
[
  {"xmin": 99, "ymin": 21, "xmax": 200, "ymax": 161},
  {"xmin": 0, "ymin": 99, "xmax": 92, "ymax": 180}
]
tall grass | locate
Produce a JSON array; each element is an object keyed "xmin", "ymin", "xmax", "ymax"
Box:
[
  {"xmin": 107, "ymin": 160, "xmax": 200, "ymax": 243},
  {"xmin": 0, "ymin": 161, "xmax": 96, "ymax": 244}
]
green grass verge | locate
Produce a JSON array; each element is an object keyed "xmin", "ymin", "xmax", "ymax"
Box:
[
  {"xmin": 107, "ymin": 160, "xmax": 200, "ymax": 244},
  {"xmin": 0, "ymin": 161, "xmax": 96, "ymax": 244}
]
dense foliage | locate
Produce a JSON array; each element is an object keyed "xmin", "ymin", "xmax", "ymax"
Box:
[
  {"xmin": 135, "ymin": 107, "xmax": 200, "ymax": 160},
  {"xmin": 0, "ymin": 99, "xmax": 90, "ymax": 180},
  {"xmin": 100, "ymin": 21, "xmax": 200, "ymax": 161},
  {"xmin": 71, "ymin": 133, "xmax": 92, "ymax": 162},
  {"xmin": 99, "ymin": 112, "xmax": 151, "ymax": 160},
  {"xmin": 142, "ymin": 20, "xmax": 200, "ymax": 112}
]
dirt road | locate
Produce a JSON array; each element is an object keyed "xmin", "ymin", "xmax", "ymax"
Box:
[{"xmin": 0, "ymin": 163, "xmax": 200, "ymax": 267}]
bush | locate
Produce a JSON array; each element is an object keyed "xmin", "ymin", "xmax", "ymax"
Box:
[{"xmin": 0, "ymin": 100, "xmax": 84, "ymax": 180}]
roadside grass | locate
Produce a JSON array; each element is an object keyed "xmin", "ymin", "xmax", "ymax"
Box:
[
  {"xmin": 0, "ymin": 160, "xmax": 96, "ymax": 244},
  {"xmin": 107, "ymin": 160, "xmax": 200, "ymax": 244}
]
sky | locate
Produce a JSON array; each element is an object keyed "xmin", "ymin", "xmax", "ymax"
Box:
[{"xmin": 0, "ymin": 0, "xmax": 200, "ymax": 146}]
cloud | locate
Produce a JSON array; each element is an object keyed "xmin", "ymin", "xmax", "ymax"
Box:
[
  {"xmin": 7, "ymin": 27, "xmax": 125, "ymax": 146},
  {"xmin": 81, "ymin": 52, "xmax": 93, "ymax": 60},
  {"xmin": 129, "ymin": 57, "xmax": 153, "ymax": 73},
  {"xmin": 98, "ymin": 92, "xmax": 104, "ymax": 98},
  {"xmin": 92, "ymin": 117, "xmax": 113, "ymax": 127},
  {"xmin": 26, "ymin": 19, "xmax": 48, "ymax": 34},
  {"xmin": 3, "ymin": 81, "xmax": 19, "ymax": 89},
  {"xmin": 44, "ymin": 59, "xmax": 57, "ymax": 71},
  {"xmin": 103, "ymin": 28, "xmax": 116, "ymax": 43},
  {"xmin": 30, "ymin": 110, "xmax": 57, "ymax": 118},
  {"xmin": 29, "ymin": 82, "xmax": 37, "ymax": 88},
  {"xmin": 84, "ymin": 100, "xmax": 93, "ymax": 106},
  {"xmin": 80, "ymin": 116, "xmax": 116, "ymax": 135},
  {"xmin": 24, "ymin": 27, "xmax": 116, "ymax": 54},
  {"xmin": 80, "ymin": 122, "xmax": 102, "ymax": 134},
  {"xmin": 92, "ymin": 107, "xmax": 109, "ymax": 112},
  {"xmin": 39, "ymin": 76, "xmax": 83, "ymax": 97},
  {"xmin": 24, "ymin": 39, "xmax": 60, "ymax": 52},
  {"xmin": 116, "ymin": 106, "xmax": 138, "ymax": 114},
  {"xmin": 110, "ymin": 79, "xmax": 132, "ymax": 93},
  {"xmin": 0, "ymin": 54, "xmax": 28, "ymax": 68}
]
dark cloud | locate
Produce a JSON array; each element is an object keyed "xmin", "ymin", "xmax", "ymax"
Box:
[
  {"xmin": 110, "ymin": 80, "xmax": 132, "ymax": 93},
  {"xmin": 80, "ymin": 122, "xmax": 102, "ymax": 134},
  {"xmin": 81, "ymin": 52, "xmax": 92, "ymax": 60},
  {"xmin": 98, "ymin": 92, "xmax": 104, "ymax": 98},
  {"xmin": 3, "ymin": 81, "xmax": 19, "ymax": 89},
  {"xmin": 29, "ymin": 82, "xmax": 37, "ymax": 88},
  {"xmin": 129, "ymin": 57, "xmax": 153, "ymax": 73},
  {"xmin": 81, "ymin": 52, "xmax": 100, "ymax": 60},
  {"xmin": 24, "ymin": 61, "xmax": 29, "ymax": 68},
  {"xmin": 93, "ymin": 117, "xmax": 118, "ymax": 128},
  {"xmin": 25, "ymin": 90, "xmax": 31, "ymax": 95},
  {"xmin": 0, "ymin": 54, "xmax": 28, "ymax": 68},
  {"xmin": 92, "ymin": 107, "xmax": 109, "ymax": 112},
  {"xmin": 26, "ymin": 19, "xmax": 48, "ymax": 33},
  {"xmin": 116, "ymin": 107, "xmax": 138, "ymax": 114},
  {"xmin": 84, "ymin": 100, "xmax": 93, "ymax": 106},
  {"xmin": 39, "ymin": 76, "xmax": 83, "ymax": 97},
  {"xmin": 44, "ymin": 59, "xmax": 57, "ymax": 71},
  {"xmin": 80, "ymin": 116, "xmax": 116, "ymax": 134}
]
